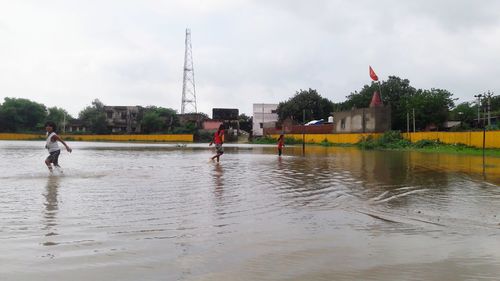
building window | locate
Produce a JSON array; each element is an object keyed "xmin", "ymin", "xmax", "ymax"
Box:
[
  {"xmin": 259, "ymin": 123, "xmax": 263, "ymax": 129},
  {"xmin": 341, "ymin": 118, "xmax": 346, "ymax": 129},
  {"xmin": 271, "ymin": 109, "xmax": 277, "ymax": 114},
  {"xmin": 107, "ymin": 112, "xmax": 113, "ymax": 119},
  {"xmin": 121, "ymin": 112, "xmax": 127, "ymax": 119}
]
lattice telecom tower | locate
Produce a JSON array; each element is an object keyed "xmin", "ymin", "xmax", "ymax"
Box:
[{"xmin": 181, "ymin": 28, "xmax": 197, "ymax": 114}]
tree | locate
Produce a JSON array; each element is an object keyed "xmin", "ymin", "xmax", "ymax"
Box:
[
  {"xmin": 238, "ymin": 114, "xmax": 253, "ymax": 133},
  {"xmin": 78, "ymin": 99, "xmax": 109, "ymax": 134},
  {"xmin": 0, "ymin": 97, "xmax": 47, "ymax": 132},
  {"xmin": 141, "ymin": 111, "xmax": 163, "ymax": 133},
  {"xmin": 410, "ymin": 88, "xmax": 455, "ymax": 130},
  {"xmin": 449, "ymin": 102, "xmax": 476, "ymax": 127},
  {"xmin": 46, "ymin": 107, "xmax": 73, "ymax": 132},
  {"xmin": 341, "ymin": 84, "xmax": 376, "ymax": 110},
  {"xmin": 277, "ymin": 89, "xmax": 334, "ymax": 122},
  {"xmin": 488, "ymin": 94, "xmax": 500, "ymax": 115},
  {"xmin": 343, "ymin": 76, "xmax": 455, "ymax": 131},
  {"xmin": 141, "ymin": 106, "xmax": 178, "ymax": 133},
  {"xmin": 342, "ymin": 76, "xmax": 417, "ymax": 131}
]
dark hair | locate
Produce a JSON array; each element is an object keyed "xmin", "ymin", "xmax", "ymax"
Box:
[
  {"xmin": 218, "ymin": 124, "xmax": 224, "ymax": 131},
  {"xmin": 45, "ymin": 121, "xmax": 57, "ymax": 131}
]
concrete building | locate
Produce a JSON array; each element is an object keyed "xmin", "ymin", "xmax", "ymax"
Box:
[
  {"xmin": 178, "ymin": 113, "xmax": 207, "ymax": 129},
  {"xmin": 333, "ymin": 92, "xmax": 391, "ymax": 133},
  {"xmin": 67, "ymin": 120, "xmax": 87, "ymax": 133},
  {"xmin": 203, "ymin": 119, "xmax": 223, "ymax": 130},
  {"xmin": 104, "ymin": 106, "xmax": 143, "ymax": 133},
  {"xmin": 253, "ymin": 103, "xmax": 279, "ymax": 136},
  {"xmin": 333, "ymin": 107, "xmax": 391, "ymax": 133}
]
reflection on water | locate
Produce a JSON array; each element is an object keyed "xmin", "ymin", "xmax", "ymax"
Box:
[
  {"xmin": 0, "ymin": 141, "xmax": 499, "ymax": 281},
  {"xmin": 43, "ymin": 176, "xmax": 60, "ymax": 246}
]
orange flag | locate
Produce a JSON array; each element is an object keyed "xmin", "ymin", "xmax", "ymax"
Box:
[{"xmin": 369, "ymin": 66, "xmax": 379, "ymax": 81}]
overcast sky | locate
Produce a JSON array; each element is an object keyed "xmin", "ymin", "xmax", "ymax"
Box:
[{"xmin": 1, "ymin": 0, "xmax": 499, "ymax": 117}]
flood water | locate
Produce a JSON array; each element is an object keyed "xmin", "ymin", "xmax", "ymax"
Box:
[{"xmin": 1, "ymin": 140, "xmax": 499, "ymax": 281}]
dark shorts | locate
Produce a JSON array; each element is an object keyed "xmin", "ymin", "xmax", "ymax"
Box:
[
  {"xmin": 215, "ymin": 143, "xmax": 224, "ymax": 154},
  {"xmin": 46, "ymin": 150, "xmax": 61, "ymax": 166}
]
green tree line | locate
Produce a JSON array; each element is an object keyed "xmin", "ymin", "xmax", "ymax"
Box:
[
  {"xmin": 0, "ymin": 98, "xmax": 70, "ymax": 133},
  {"xmin": 1, "ymin": 79, "xmax": 498, "ymax": 133},
  {"xmin": 277, "ymin": 76, "xmax": 499, "ymax": 131},
  {"xmin": 0, "ymin": 97, "xmax": 184, "ymax": 134}
]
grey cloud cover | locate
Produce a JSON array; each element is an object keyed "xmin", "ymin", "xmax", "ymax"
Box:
[{"xmin": 0, "ymin": 0, "xmax": 499, "ymax": 117}]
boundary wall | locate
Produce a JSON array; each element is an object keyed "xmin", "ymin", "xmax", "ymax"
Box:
[
  {"xmin": 0, "ymin": 133, "xmax": 193, "ymax": 142},
  {"xmin": 270, "ymin": 130, "xmax": 500, "ymax": 149},
  {"xmin": 402, "ymin": 131, "xmax": 500, "ymax": 149},
  {"xmin": 270, "ymin": 133, "xmax": 382, "ymax": 144}
]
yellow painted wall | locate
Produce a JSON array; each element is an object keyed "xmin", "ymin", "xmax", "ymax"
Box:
[
  {"xmin": 270, "ymin": 130, "xmax": 500, "ymax": 148},
  {"xmin": 0, "ymin": 133, "xmax": 193, "ymax": 142},
  {"xmin": 271, "ymin": 133, "xmax": 383, "ymax": 144},
  {"xmin": 0, "ymin": 133, "xmax": 45, "ymax": 140},
  {"xmin": 402, "ymin": 131, "xmax": 500, "ymax": 149}
]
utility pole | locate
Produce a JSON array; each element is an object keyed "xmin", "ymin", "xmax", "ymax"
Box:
[
  {"xmin": 407, "ymin": 111, "xmax": 410, "ymax": 133},
  {"xmin": 405, "ymin": 96, "xmax": 410, "ymax": 133},
  {"xmin": 262, "ymin": 104, "xmax": 264, "ymax": 136},
  {"xmin": 63, "ymin": 113, "xmax": 66, "ymax": 134},
  {"xmin": 302, "ymin": 109, "xmax": 306, "ymax": 155},
  {"xmin": 181, "ymin": 28, "xmax": 197, "ymax": 114},
  {"xmin": 474, "ymin": 94, "xmax": 483, "ymax": 128},
  {"xmin": 486, "ymin": 91, "xmax": 493, "ymax": 127},
  {"xmin": 483, "ymin": 99, "xmax": 487, "ymax": 128},
  {"xmin": 412, "ymin": 108, "xmax": 416, "ymax": 132}
]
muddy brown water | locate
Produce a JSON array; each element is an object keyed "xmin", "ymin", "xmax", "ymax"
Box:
[{"xmin": 1, "ymin": 141, "xmax": 499, "ymax": 281}]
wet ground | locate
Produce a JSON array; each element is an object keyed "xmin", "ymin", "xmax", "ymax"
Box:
[{"xmin": 0, "ymin": 141, "xmax": 499, "ymax": 281}]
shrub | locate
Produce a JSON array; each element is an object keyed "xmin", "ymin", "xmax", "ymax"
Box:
[
  {"xmin": 357, "ymin": 135, "xmax": 376, "ymax": 150},
  {"xmin": 413, "ymin": 139, "xmax": 440, "ymax": 148},
  {"xmin": 252, "ymin": 136, "xmax": 276, "ymax": 144},
  {"xmin": 320, "ymin": 138, "xmax": 333, "ymax": 146},
  {"xmin": 195, "ymin": 130, "xmax": 215, "ymax": 143},
  {"xmin": 357, "ymin": 131, "xmax": 411, "ymax": 149},
  {"xmin": 284, "ymin": 137, "xmax": 302, "ymax": 145},
  {"xmin": 486, "ymin": 124, "xmax": 499, "ymax": 131}
]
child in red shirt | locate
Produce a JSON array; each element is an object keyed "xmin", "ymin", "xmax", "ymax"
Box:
[
  {"xmin": 277, "ymin": 134, "xmax": 284, "ymax": 156},
  {"xmin": 209, "ymin": 124, "xmax": 225, "ymax": 162}
]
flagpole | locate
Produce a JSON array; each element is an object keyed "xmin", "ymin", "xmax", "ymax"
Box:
[{"xmin": 369, "ymin": 66, "xmax": 382, "ymax": 102}]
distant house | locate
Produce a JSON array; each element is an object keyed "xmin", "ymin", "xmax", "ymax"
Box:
[
  {"xmin": 253, "ymin": 103, "xmax": 279, "ymax": 136},
  {"xmin": 203, "ymin": 119, "xmax": 222, "ymax": 130},
  {"xmin": 178, "ymin": 113, "xmax": 207, "ymax": 129},
  {"xmin": 211, "ymin": 108, "xmax": 240, "ymax": 138},
  {"xmin": 474, "ymin": 115, "xmax": 499, "ymax": 128},
  {"xmin": 104, "ymin": 106, "xmax": 143, "ymax": 133},
  {"xmin": 66, "ymin": 119, "xmax": 87, "ymax": 133},
  {"xmin": 443, "ymin": 121, "xmax": 461, "ymax": 131}
]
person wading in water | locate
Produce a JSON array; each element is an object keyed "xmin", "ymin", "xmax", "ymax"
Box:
[
  {"xmin": 44, "ymin": 121, "xmax": 72, "ymax": 173},
  {"xmin": 209, "ymin": 124, "xmax": 225, "ymax": 162}
]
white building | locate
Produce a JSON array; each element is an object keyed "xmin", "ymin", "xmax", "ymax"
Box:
[{"xmin": 252, "ymin": 103, "xmax": 279, "ymax": 136}]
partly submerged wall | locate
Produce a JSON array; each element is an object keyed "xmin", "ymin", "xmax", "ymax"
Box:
[
  {"xmin": 0, "ymin": 133, "xmax": 194, "ymax": 142},
  {"xmin": 270, "ymin": 130, "xmax": 500, "ymax": 149},
  {"xmin": 271, "ymin": 133, "xmax": 383, "ymax": 144},
  {"xmin": 402, "ymin": 131, "xmax": 500, "ymax": 149}
]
